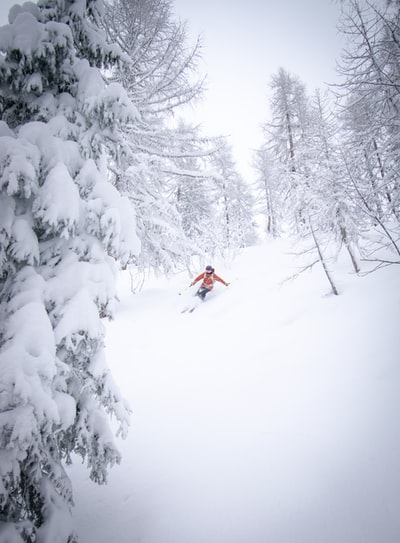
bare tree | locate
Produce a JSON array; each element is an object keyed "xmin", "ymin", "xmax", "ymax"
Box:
[
  {"xmin": 103, "ymin": 0, "xmax": 221, "ymax": 274},
  {"xmin": 209, "ymin": 141, "xmax": 256, "ymax": 256},
  {"xmin": 252, "ymin": 146, "xmax": 280, "ymax": 237},
  {"xmin": 336, "ymin": 0, "xmax": 400, "ymax": 264},
  {"xmin": 104, "ymin": 0, "xmax": 204, "ymax": 118}
]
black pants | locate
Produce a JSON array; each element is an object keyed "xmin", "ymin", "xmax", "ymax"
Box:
[{"xmin": 196, "ymin": 286, "xmax": 211, "ymax": 300}]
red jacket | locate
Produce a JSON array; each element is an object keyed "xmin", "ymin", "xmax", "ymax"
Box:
[{"xmin": 192, "ymin": 271, "xmax": 228, "ymax": 291}]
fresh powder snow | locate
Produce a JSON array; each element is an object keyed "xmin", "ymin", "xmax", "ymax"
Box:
[{"xmin": 68, "ymin": 239, "xmax": 400, "ymax": 543}]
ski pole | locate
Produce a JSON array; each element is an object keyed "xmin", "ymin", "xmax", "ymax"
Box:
[{"xmin": 178, "ymin": 284, "xmax": 191, "ymax": 296}]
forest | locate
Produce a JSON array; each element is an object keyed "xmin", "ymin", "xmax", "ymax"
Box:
[{"xmin": 0, "ymin": 0, "xmax": 399, "ymax": 541}]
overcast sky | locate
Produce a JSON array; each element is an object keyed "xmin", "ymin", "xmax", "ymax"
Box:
[
  {"xmin": 172, "ymin": 0, "xmax": 345, "ymax": 180},
  {"xmin": 0, "ymin": 0, "xmax": 345, "ymax": 180}
]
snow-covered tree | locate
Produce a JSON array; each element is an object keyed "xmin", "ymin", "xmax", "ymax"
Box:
[
  {"xmin": 102, "ymin": 0, "xmax": 217, "ymax": 274},
  {"xmin": 263, "ymin": 68, "xmax": 314, "ymax": 232},
  {"xmin": 336, "ymin": 0, "xmax": 400, "ymax": 264},
  {"xmin": 121, "ymin": 145, "xmax": 193, "ymax": 277},
  {"xmin": 252, "ymin": 146, "xmax": 280, "ymax": 237},
  {"xmin": 103, "ymin": 0, "xmax": 203, "ymax": 120},
  {"xmin": 260, "ymin": 70, "xmax": 352, "ymax": 292},
  {"xmin": 172, "ymin": 125, "xmax": 219, "ymax": 261},
  {"xmin": 210, "ymin": 141, "xmax": 256, "ymax": 255},
  {"xmin": 307, "ymin": 90, "xmax": 361, "ymax": 272},
  {"xmin": 0, "ymin": 1, "xmax": 139, "ymax": 540}
]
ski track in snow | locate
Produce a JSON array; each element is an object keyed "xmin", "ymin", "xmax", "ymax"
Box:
[{"xmin": 69, "ymin": 240, "xmax": 400, "ymax": 543}]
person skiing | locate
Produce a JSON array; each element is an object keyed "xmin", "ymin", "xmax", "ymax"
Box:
[{"xmin": 190, "ymin": 265, "xmax": 229, "ymax": 300}]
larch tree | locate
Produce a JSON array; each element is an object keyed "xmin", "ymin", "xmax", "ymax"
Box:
[
  {"xmin": 0, "ymin": 1, "xmax": 139, "ymax": 541},
  {"xmin": 261, "ymin": 69, "xmax": 342, "ymax": 294},
  {"xmin": 209, "ymin": 141, "xmax": 256, "ymax": 256},
  {"xmin": 171, "ymin": 123, "xmax": 220, "ymax": 264},
  {"xmin": 337, "ymin": 0, "xmax": 400, "ymax": 264},
  {"xmin": 308, "ymin": 89, "xmax": 361, "ymax": 273},
  {"xmin": 263, "ymin": 67, "xmax": 313, "ymax": 233},
  {"xmin": 252, "ymin": 146, "xmax": 280, "ymax": 238},
  {"xmin": 255, "ymin": 1, "xmax": 400, "ymax": 287},
  {"xmin": 103, "ymin": 0, "xmax": 215, "ymax": 275}
]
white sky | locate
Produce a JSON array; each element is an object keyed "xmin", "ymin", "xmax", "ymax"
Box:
[
  {"xmin": 172, "ymin": 0, "xmax": 345, "ymax": 180},
  {"xmin": 0, "ymin": 0, "xmax": 345, "ymax": 180}
]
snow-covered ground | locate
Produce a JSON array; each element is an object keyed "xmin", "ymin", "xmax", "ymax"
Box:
[{"xmin": 69, "ymin": 239, "xmax": 400, "ymax": 543}]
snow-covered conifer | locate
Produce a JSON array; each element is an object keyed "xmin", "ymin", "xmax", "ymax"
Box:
[{"xmin": 0, "ymin": 1, "xmax": 139, "ymax": 540}]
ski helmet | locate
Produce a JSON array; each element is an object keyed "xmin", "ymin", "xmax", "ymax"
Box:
[{"xmin": 205, "ymin": 265, "xmax": 214, "ymax": 273}]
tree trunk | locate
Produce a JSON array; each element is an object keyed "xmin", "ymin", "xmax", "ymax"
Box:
[
  {"xmin": 286, "ymin": 111, "xmax": 296, "ymax": 173},
  {"xmin": 340, "ymin": 225, "xmax": 360, "ymax": 273},
  {"xmin": 309, "ymin": 220, "xmax": 339, "ymax": 295}
]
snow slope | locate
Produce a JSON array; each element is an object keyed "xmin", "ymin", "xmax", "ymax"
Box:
[{"xmin": 69, "ymin": 239, "xmax": 400, "ymax": 543}]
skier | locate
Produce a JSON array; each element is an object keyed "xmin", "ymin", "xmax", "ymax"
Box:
[{"xmin": 190, "ymin": 265, "xmax": 229, "ymax": 300}]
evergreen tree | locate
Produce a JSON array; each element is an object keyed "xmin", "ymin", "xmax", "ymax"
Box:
[{"xmin": 0, "ymin": 1, "xmax": 139, "ymax": 540}]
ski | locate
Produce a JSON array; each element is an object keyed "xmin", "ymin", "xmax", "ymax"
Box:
[
  {"xmin": 181, "ymin": 297, "xmax": 202, "ymax": 313},
  {"xmin": 181, "ymin": 304, "xmax": 197, "ymax": 313}
]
